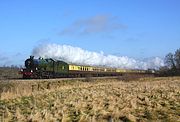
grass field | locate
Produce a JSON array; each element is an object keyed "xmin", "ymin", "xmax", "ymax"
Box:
[{"xmin": 0, "ymin": 77, "xmax": 179, "ymax": 122}]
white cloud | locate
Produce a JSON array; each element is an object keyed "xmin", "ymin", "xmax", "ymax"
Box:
[
  {"xmin": 0, "ymin": 52, "xmax": 24, "ymax": 66},
  {"xmin": 59, "ymin": 14, "xmax": 127, "ymax": 35}
]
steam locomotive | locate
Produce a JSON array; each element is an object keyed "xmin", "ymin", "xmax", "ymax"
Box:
[{"xmin": 19, "ymin": 56, "xmax": 153, "ymax": 79}]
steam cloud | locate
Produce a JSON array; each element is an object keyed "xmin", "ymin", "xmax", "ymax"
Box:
[{"xmin": 32, "ymin": 43, "xmax": 164, "ymax": 70}]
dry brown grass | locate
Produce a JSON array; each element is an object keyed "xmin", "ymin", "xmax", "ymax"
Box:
[{"xmin": 0, "ymin": 77, "xmax": 180, "ymax": 122}]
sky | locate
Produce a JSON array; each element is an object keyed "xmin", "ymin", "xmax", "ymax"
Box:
[{"xmin": 0, "ymin": 0, "xmax": 180, "ymax": 67}]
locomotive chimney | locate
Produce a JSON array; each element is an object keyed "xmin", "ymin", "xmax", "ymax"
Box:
[{"xmin": 30, "ymin": 56, "xmax": 34, "ymax": 59}]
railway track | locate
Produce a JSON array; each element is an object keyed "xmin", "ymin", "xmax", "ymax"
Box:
[
  {"xmin": 0, "ymin": 76, "xmax": 118, "ymax": 82},
  {"xmin": 0, "ymin": 74, "xmax": 152, "ymax": 82}
]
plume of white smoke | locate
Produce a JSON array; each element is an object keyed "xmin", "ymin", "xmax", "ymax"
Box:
[{"xmin": 32, "ymin": 43, "xmax": 164, "ymax": 70}]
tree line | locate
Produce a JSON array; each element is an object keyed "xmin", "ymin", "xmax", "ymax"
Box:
[{"xmin": 159, "ymin": 48, "xmax": 180, "ymax": 76}]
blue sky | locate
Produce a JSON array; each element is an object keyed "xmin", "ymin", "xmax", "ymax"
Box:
[{"xmin": 0, "ymin": 0, "xmax": 180, "ymax": 66}]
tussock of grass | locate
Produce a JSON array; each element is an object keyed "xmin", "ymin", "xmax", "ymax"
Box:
[{"xmin": 0, "ymin": 77, "xmax": 180, "ymax": 121}]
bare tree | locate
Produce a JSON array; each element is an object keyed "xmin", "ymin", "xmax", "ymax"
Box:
[
  {"xmin": 159, "ymin": 49, "xmax": 180, "ymax": 76},
  {"xmin": 165, "ymin": 53, "xmax": 176, "ymax": 69},
  {"xmin": 174, "ymin": 49, "xmax": 180, "ymax": 69}
]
